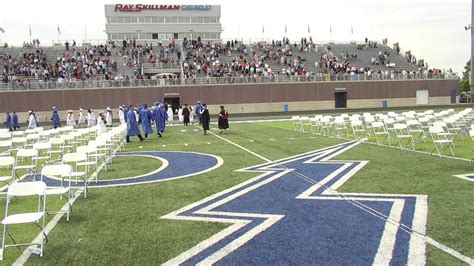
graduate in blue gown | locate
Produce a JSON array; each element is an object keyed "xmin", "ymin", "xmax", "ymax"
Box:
[
  {"xmin": 4, "ymin": 112, "xmax": 12, "ymax": 131},
  {"xmin": 126, "ymin": 105, "xmax": 144, "ymax": 142},
  {"xmin": 153, "ymin": 102, "xmax": 167, "ymax": 137},
  {"xmin": 195, "ymin": 101, "xmax": 202, "ymax": 124},
  {"xmin": 51, "ymin": 107, "xmax": 61, "ymax": 129},
  {"xmin": 12, "ymin": 112, "xmax": 19, "ymax": 131},
  {"xmin": 139, "ymin": 104, "xmax": 153, "ymax": 138}
]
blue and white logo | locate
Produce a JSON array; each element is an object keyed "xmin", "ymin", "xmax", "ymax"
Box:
[
  {"xmin": 24, "ymin": 151, "xmax": 223, "ymax": 188},
  {"xmin": 162, "ymin": 141, "xmax": 428, "ymax": 265}
]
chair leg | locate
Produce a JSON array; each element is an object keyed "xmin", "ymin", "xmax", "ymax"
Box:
[{"xmin": 0, "ymin": 224, "xmax": 6, "ymax": 260}]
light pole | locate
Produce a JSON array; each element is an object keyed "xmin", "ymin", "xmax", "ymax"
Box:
[{"xmin": 468, "ymin": 0, "xmax": 474, "ymax": 98}]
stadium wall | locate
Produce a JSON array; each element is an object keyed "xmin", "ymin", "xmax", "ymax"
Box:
[{"xmin": 0, "ymin": 79, "xmax": 459, "ymax": 122}]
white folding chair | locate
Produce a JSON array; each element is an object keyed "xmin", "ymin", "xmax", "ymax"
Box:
[
  {"xmin": 48, "ymin": 138, "xmax": 65, "ymax": 161},
  {"xmin": 372, "ymin": 122, "xmax": 391, "ymax": 146},
  {"xmin": 33, "ymin": 142, "xmax": 52, "ymax": 164},
  {"xmin": 351, "ymin": 120, "xmax": 366, "ymax": 140},
  {"xmin": 429, "ymin": 126, "xmax": 455, "ymax": 157},
  {"xmin": 321, "ymin": 116, "xmax": 333, "ymax": 136},
  {"xmin": 1, "ymin": 181, "xmax": 47, "ymax": 260},
  {"xmin": 76, "ymin": 146, "xmax": 98, "ymax": 182},
  {"xmin": 0, "ymin": 157, "xmax": 15, "ymax": 185},
  {"xmin": 14, "ymin": 149, "xmax": 38, "ymax": 179},
  {"xmin": 26, "ymin": 133, "xmax": 40, "ymax": 148},
  {"xmin": 300, "ymin": 117, "xmax": 312, "ymax": 133},
  {"xmin": 291, "ymin": 116, "xmax": 303, "ymax": 132},
  {"xmin": 0, "ymin": 140, "xmax": 12, "ymax": 157},
  {"xmin": 394, "ymin": 123, "xmax": 415, "ymax": 151},
  {"xmin": 333, "ymin": 116, "xmax": 347, "ymax": 137},
  {"xmin": 11, "ymin": 137, "xmax": 27, "ymax": 151},
  {"xmin": 41, "ymin": 164, "xmax": 73, "ymax": 220},
  {"xmin": 406, "ymin": 119, "xmax": 425, "ymax": 143},
  {"xmin": 62, "ymin": 152, "xmax": 88, "ymax": 198},
  {"xmin": 0, "ymin": 132, "xmax": 11, "ymax": 141}
]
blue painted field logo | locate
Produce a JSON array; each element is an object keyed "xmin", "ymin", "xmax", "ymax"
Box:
[
  {"xmin": 32, "ymin": 151, "xmax": 223, "ymax": 188},
  {"xmin": 161, "ymin": 141, "xmax": 428, "ymax": 265}
]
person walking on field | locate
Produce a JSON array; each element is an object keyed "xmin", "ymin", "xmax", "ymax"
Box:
[
  {"xmin": 200, "ymin": 103, "xmax": 210, "ymax": 135},
  {"xmin": 218, "ymin": 105, "xmax": 229, "ymax": 134},
  {"xmin": 182, "ymin": 104, "xmax": 190, "ymax": 126}
]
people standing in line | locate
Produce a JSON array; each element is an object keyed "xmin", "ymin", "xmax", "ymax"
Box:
[
  {"xmin": 200, "ymin": 103, "xmax": 210, "ymax": 135},
  {"xmin": 12, "ymin": 112, "xmax": 19, "ymax": 131},
  {"xmin": 119, "ymin": 105, "xmax": 126, "ymax": 125},
  {"xmin": 106, "ymin": 107, "xmax": 113, "ymax": 127},
  {"xmin": 51, "ymin": 107, "xmax": 61, "ymax": 129},
  {"xmin": 87, "ymin": 109, "xmax": 96, "ymax": 127},
  {"xmin": 195, "ymin": 101, "xmax": 202, "ymax": 124},
  {"xmin": 166, "ymin": 104, "xmax": 174, "ymax": 124},
  {"xmin": 4, "ymin": 112, "xmax": 12, "ymax": 131},
  {"xmin": 27, "ymin": 110, "xmax": 37, "ymax": 129},
  {"xmin": 66, "ymin": 110, "xmax": 76, "ymax": 127},
  {"xmin": 218, "ymin": 106, "xmax": 229, "ymax": 134},
  {"xmin": 97, "ymin": 112, "xmax": 108, "ymax": 135},
  {"xmin": 182, "ymin": 104, "xmax": 190, "ymax": 126},
  {"xmin": 126, "ymin": 105, "xmax": 144, "ymax": 142},
  {"xmin": 78, "ymin": 108, "xmax": 86, "ymax": 128},
  {"xmin": 139, "ymin": 104, "xmax": 153, "ymax": 138}
]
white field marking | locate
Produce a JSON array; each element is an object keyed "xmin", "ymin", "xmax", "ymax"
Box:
[
  {"xmin": 269, "ymin": 138, "xmax": 276, "ymax": 141},
  {"xmin": 162, "ymin": 140, "xmax": 423, "ymax": 265},
  {"xmin": 453, "ymin": 174, "xmax": 474, "ymax": 182},
  {"xmin": 207, "ymin": 142, "xmax": 211, "ymax": 145},
  {"xmin": 185, "ymin": 143, "xmax": 189, "ymax": 146},
  {"xmin": 80, "ymin": 153, "xmax": 224, "ymax": 189},
  {"xmin": 197, "ymin": 214, "xmax": 285, "ymax": 265},
  {"xmin": 203, "ymin": 127, "xmax": 271, "ymax": 163},
  {"xmin": 13, "ymin": 146, "xmax": 113, "ymax": 265},
  {"xmin": 249, "ymin": 140, "xmax": 254, "ymax": 143},
  {"xmin": 43, "ymin": 155, "xmax": 168, "ymax": 183},
  {"xmin": 289, "ymin": 137, "xmax": 295, "ymax": 140},
  {"xmin": 257, "ymin": 121, "xmax": 473, "ymax": 163},
  {"xmin": 162, "ymin": 170, "xmax": 290, "ymax": 265},
  {"xmin": 373, "ymin": 199, "xmax": 404, "ymax": 265},
  {"xmin": 425, "ymin": 236, "xmax": 474, "ymax": 265},
  {"xmin": 162, "ymin": 145, "xmax": 166, "ymax": 147}
]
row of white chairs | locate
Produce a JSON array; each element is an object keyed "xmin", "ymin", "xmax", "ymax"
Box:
[
  {"xmin": 0, "ymin": 124, "xmax": 127, "ymax": 260},
  {"xmin": 291, "ymin": 108, "xmax": 474, "ymax": 157}
]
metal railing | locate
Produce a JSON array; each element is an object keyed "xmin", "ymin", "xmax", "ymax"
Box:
[{"xmin": 0, "ymin": 72, "xmax": 457, "ymax": 91}]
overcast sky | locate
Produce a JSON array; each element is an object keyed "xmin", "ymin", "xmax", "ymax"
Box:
[{"xmin": 0, "ymin": 0, "xmax": 471, "ymax": 73}]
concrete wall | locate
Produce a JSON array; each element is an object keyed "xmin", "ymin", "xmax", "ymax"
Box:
[{"xmin": 0, "ymin": 79, "xmax": 459, "ymax": 122}]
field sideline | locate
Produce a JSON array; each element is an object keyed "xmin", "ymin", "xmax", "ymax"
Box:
[{"xmin": 0, "ymin": 115, "xmax": 472, "ymax": 265}]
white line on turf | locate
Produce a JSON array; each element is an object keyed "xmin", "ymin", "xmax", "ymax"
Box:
[
  {"xmin": 255, "ymin": 120, "xmax": 474, "ymax": 264},
  {"xmin": 203, "ymin": 126, "xmax": 271, "ymax": 163}
]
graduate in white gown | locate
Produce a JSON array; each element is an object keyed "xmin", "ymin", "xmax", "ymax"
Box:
[
  {"xmin": 97, "ymin": 112, "xmax": 108, "ymax": 135},
  {"xmin": 78, "ymin": 108, "xmax": 86, "ymax": 127},
  {"xmin": 178, "ymin": 106, "xmax": 183, "ymax": 122},
  {"xmin": 66, "ymin": 110, "xmax": 76, "ymax": 127},
  {"xmin": 167, "ymin": 104, "xmax": 174, "ymax": 124},
  {"xmin": 118, "ymin": 106, "xmax": 126, "ymax": 125},
  {"xmin": 87, "ymin": 109, "xmax": 96, "ymax": 127},
  {"xmin": 105, "ymin": 107, "xmax": 113, "ymax": 127},
  {"xmin": 27, "ymin": 110, "xmax": 37, "ymax": 129},
  {"xmin": 189, "ymin": 106, "xmax": 194, "ymax": 124}
]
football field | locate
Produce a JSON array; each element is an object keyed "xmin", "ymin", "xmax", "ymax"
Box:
[{"xmin": 1, "ymin": 114, "xmax": 473, "ymax": 265}]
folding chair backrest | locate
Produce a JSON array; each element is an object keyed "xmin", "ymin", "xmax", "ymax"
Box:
[
  {"xmin": 0, "ymin": 157, "xmax": 15, "ymax": 168},
  {"xmin": 0, "ymin": 132, "xmax": 11, "ymax": 141},
  {"xmin": 334, "ymin": 116, "xmax": 345, "ymax": 124},
  {"xmin": 406, "ymin": 120, "xmax": 420, "ymax": 127},
  {"xmin": 17, "ymin": 148, "xmax": 39, "ymax": 158},
  {"xmin": 63, "ymin": 152, "xmax": 87, "ymax": 163},
  {"xmin": 7, "ymin": 181, "xmax": 46, "ymax": 197},
  {"xmin": 12, "ymin": 131, "xmax": 25, "ymax": 138},
  {"xmin": 33, "ymin": 127, "xmax": 44, "ymax": 133},
  {"xmin": 394, "ymin": 123, "xmax": 408, "ymax": 130},
  {"xmin": 429, "ymin": 126, "xmax": 444, "ymax": 135},
  {"xmin": 33, "ymin": 142, "xmax": 52, "ymax": 151},
  {"xmin": 364, "ymin": 116, "xmax": 375, "ymax": 124},
  {"xmin": 372, "ymin": 122, "xmax": 385, "ymax": 129},
  {"xmin": 41, "ymin": 164, "xmax": 72, "ymax": 178}
]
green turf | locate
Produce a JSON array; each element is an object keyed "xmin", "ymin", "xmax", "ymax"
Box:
[
  {"xmin": 97, "ymin": 156, "xmax": 162, "ymax": 180},
  {"xmin": 0, "ymin": 117, "xmax": 469, "ymax": 264}
]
